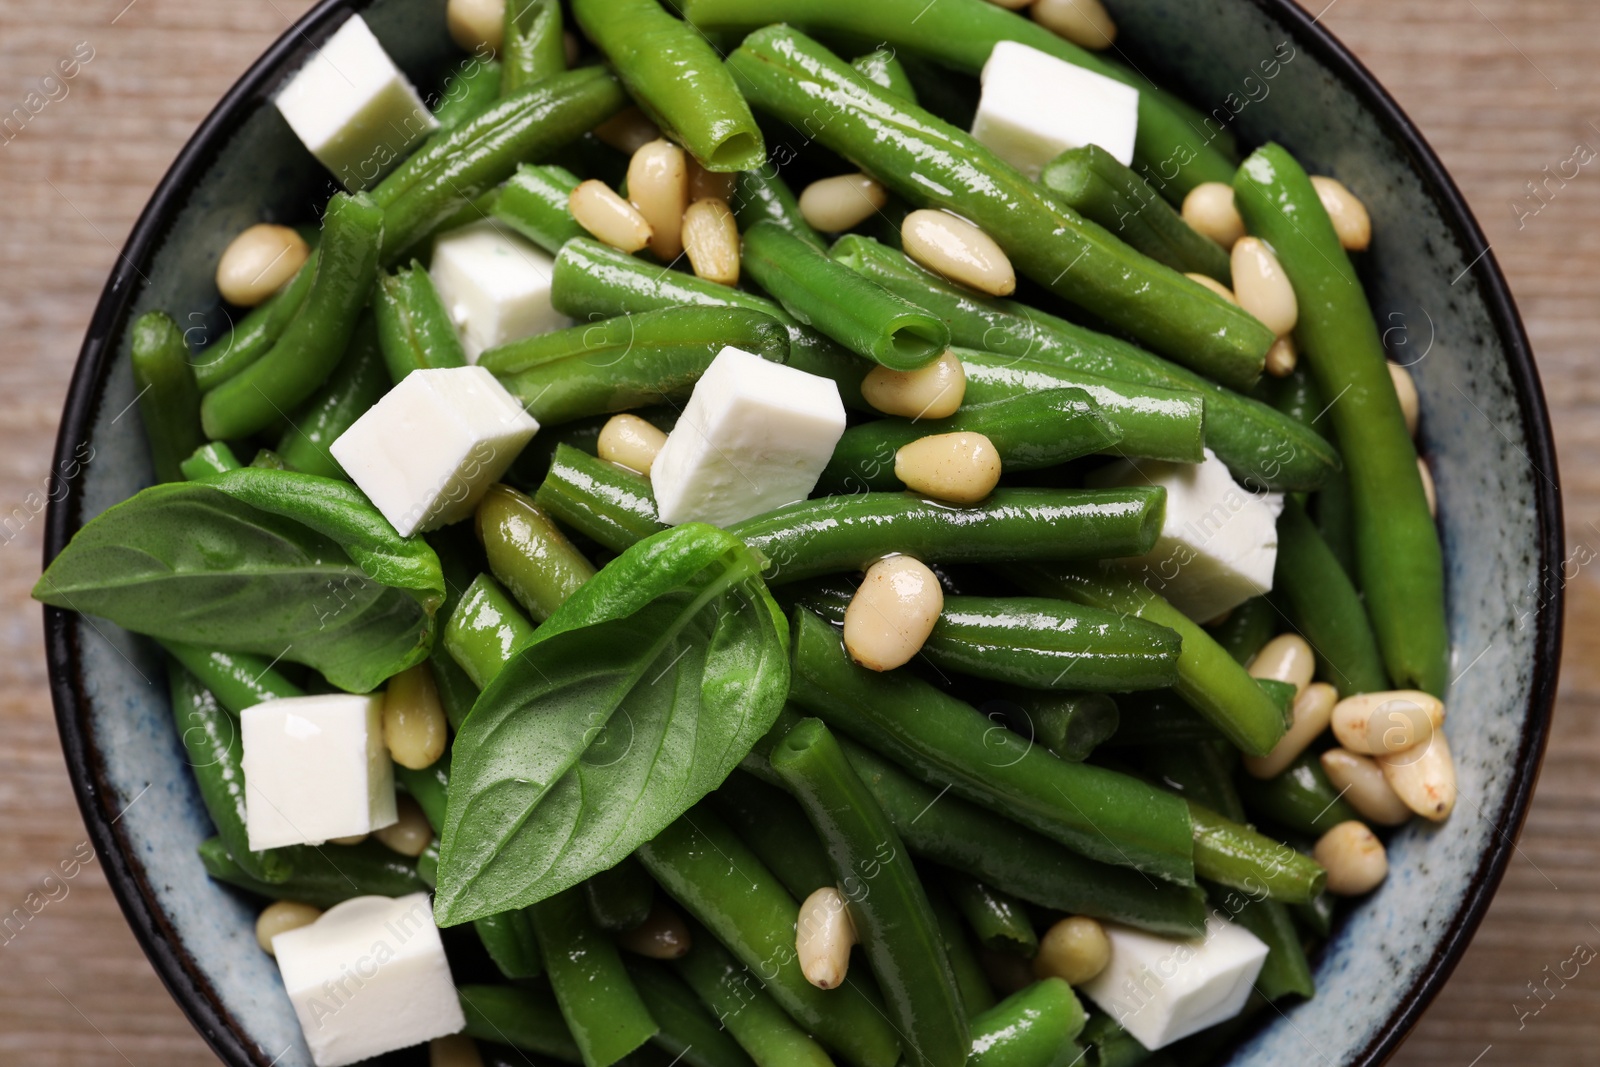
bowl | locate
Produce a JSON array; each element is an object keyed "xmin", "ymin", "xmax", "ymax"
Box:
[{"xmin": 41, "ymin": 0, "xmax": 1563, "ymax": 1064}]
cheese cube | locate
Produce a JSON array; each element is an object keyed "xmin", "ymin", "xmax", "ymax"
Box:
[
  {"xmin": 1080, "ymin": 915, "xmax": 1269, "ymax": 1051},
  {"xmin": 652, "ymin": 347, "xmax": 847, "ymax": 527},
  {"xmin": 429, "ymin": 222, "xmax": 568, "ymax": 361},
  {"xmin": 971, "ymin": 40, "xmax": 1140, "ymax": 178},
  {"xmin": 1092, "ymin": 449, "xmax": 1284, "ymax": 623},
  {"xmin": 275, "ymin": 15, "xmax": 438, "ymax": 191},
  {"xmin": 330, "ymin": 366, "xmax": 539, "ymax": 537},
  {"xmin": 241, "ymin": 694, "xmax": 396, "ymax": 851},
  {"xmin": 272, "ymin": 893, "xmax": 466, "ymax": 1067}
]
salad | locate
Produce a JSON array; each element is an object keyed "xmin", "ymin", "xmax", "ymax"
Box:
[{"xmin": 37, "ymin": 0, "xmax": 1455, "ymax": 1065}]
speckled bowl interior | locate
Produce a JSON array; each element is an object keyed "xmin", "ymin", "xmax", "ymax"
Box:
[{"xmin": 43, "ymin": 1, "xmax": 1561, "ymax": 1065}]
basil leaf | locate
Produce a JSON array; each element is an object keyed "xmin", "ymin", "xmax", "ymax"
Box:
[
  {"xmin": 35, "ymin": 468, "xmax": 443, "ymax": 693},
  {"xmin": 435, "ymin": 523, "xmax": 789, "ymax": 925}
]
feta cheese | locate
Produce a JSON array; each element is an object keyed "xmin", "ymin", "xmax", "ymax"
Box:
[
  {"xmin": 971, "ymin": 40, "xmax": 1140, "ymax": 178},
  {"xmin": 272, "ymin": 893, "xmax": 465, "ymax": 1067},
  {"xmin": 241, "ymin": 694, "xmax": 396, "ymax": 850},
  {"xmin": 1080, "ymin": 915, "xmax": 1269, "ymax": 1051},
  {"xmin": 429, "ymin": 222, "xmax": 568, "ymax": 360},
  {"xmin": 275, "ymin": 16, "xmax": 437, "ymax": 191},
  {"xmin": 1091, "ymin": 449, "xmax": 1283, "ymax": 622},
  {"xmin": 330, "ymin": 366, "xmax": 539, "ymax": 537},
  {"xmin": 652, "ymin": 346, "xmax": 847, "ymax": 527}
]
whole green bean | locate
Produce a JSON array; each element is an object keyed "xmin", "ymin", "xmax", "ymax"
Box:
[
  {"xmin": 925, "ymin": 879, "xmax": 996, "ymax": 1016},
  {"xmin": 726, "ymin": 27, "xmax": 1272, "ymax": 388},
  {"xmin": 193, "ymin": 258, "xmax": 317, "ymax": 391},
  {"xmin": 991, "ymin": 690, "xmax": 1119, "ymax": 763},
  {"xmin": 1274, "ymin": 498, "xmax": 1388, "ymax": 695},
  {"xmin": 476, "ymin": 907, "xmax": 545, "ymax": 980},
  {"xmin": 1237, "ymin": 752, "xmax": 1360, "ymax": 838},
  {"xmin": 770, "ymin": 718, "xmax": 969, "ymax": 1067},
  {"xmin": 501, "ymin": 0, "xmax": 566, "ymax": 94},
  {"xmin": 435, "ymin": 54, "xmax": 505, "ymax": 128},
  {"xmin": 180, "ymin": 441, "xmax": 241, "ymax": 480},
  {"xmin": 1211, "ymin": 597, "xmax": 1278, "ymax": 666},
  {"xmin": 535, "ymin": 443, "xmax": 666, "ymax": 553},
  {"xmin": 160, "ymin": 641, "xmax": 303, "ymax": 716},
  {"xmin": 851, "ymin": 48, "xmax": 917, "ymax": 103},
  {"xmin": 942, "ymin": 871, "xmax": 1037, "ymax": 957},
  {"xmin": 1187, "ymin": 802, "xmax": 1325, "ymax": 903},
  {"xmin": 968, "ymin": 979, "xmax": 1086, "ymax": 1067},
  {"xmin": 476, "ymin": 484, "xmax": 595, "ymax": 623},
  {"xmin": 200, "ymin": 193, "xmax": 383, "ymax": 440},
  {"xmin": 630, "ymin": 961, "xmax": 755, "ymax": 1067},
  {"xmin": 373, "ymin": 262, "xmax": 468, "ymax": 383},
  {"xmin": 713, "ymin": 771, "xmax": 836, "ymax": 902},
  {"xmin": 492, "ymin": 163, "xmax": 585, "ymax": 253},
  {"xmin": 130, "ymin": 311, "xmax": 204, "ymax": 483},
  {"xmin": 459, "ymin": 984, "xmax": 583, "ymax": 1062},
  {"xmin": 790, "ymin": 610, "xmax": 1196, "ymax": 885},
  {"xmin": 278, "ymin": 311, "xmax": 390, "ymax": 478},
  {"xmin": 732, "ymin": 168, "xmax": 825, "ymax": 250},
  {"xmin": 587, "ymin": 856, "xmax": 656, "ymax": 932},
  {"xmin": 1234, "ymin": 143, "xmax": 1446, "ymax": 694},
  {"xmin": 197, "ymin": 836, "xmax": 425, "ymax": 907},
  {"xmin": 443, "ymin": 573, "xmax": 537, "ymax": 688}
]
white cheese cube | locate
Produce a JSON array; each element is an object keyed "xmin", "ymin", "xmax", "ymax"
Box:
[
  {"xmin": 273, "ymin": 893, "xmax": 466, "ymax": 1067},
  {"xmin": 429, "ymin": 222, "xmax": 569, "ymax": 361},
  {"xmin": 652, "ymin": 347, "xmax": 847, "ymax": 527},
  {"xmin": 274, "ymin": 15, "xmax": 438, "ymax": 191},
  {"xmin": 241, "ymin": 694, "xmax": 396, "ymax": 851},
  {"xmin": 330, "ymin": 366, "xmax": 539, "ymax": 537},
  {"xmin": 1091, "ymin": 449, "xmax": 1284, "ymax": 623},
  {"xmin": 971, "ymin": 40, "xmax": 1140, "ymax": 179},
  {"xmin": 1080, "ymin": 915, "xmax": 1269, "ymax": 1051}
]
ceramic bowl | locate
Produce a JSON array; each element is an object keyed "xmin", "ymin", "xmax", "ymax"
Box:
[{"xmin": 42, "ymin": 0, "xmax": 1563, "ymax": 1064}]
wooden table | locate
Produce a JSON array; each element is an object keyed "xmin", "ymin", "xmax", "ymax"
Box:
[{"xmin": 0, "ymin": 1, "xmax": 1594, "ymax": 1063}]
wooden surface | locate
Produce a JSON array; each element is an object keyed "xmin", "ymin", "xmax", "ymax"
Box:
[{"xmin": 0, "ymin": 0, "xmax": 1596, "ymax": 1063}]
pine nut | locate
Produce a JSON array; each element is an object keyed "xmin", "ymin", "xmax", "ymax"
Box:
[
  {"xmin": 216, "ymin": 224, "xmax": 310, "ymax": 308},
  {"xmin": 902, "ymin": 209, "xmax": 1016, "ymax": 297},
  {"xmin": 798, "ymin": 173, "xmax": 888, "ymax": 233},
  {"xmin": 618, "ymin": 900, "xmax": 693, "ymax": 959},
  {"xmin": 256, "ymin": 900, "xmax": 322, "ymax": 955},
  {"xmin": 843, "ymin": 555, "xmax": 944, "ymax": 672},
  {"xmin": 682, "ymin": 199, "xmax": 741, "ymax": 286},
  {"xmin": 1310, "ymin": 176, "xmax": 1372, "ymax": 252},
  {"xmin": 329, "ymin": 833, "xmax": 368, "ymax": 845},
  {"xmin": 1186, "ymin": 272, "xmax": 1238, "ymax": 304},
  {"xmin": 1378, "ymin": 728, "xmax": 1456, "ymax": 821},
  {"xmin": 571, "ymin": 180, "xmax": 653, "ymax": 253},
  {"xmin": 447, "ymin": 0, "xmax": 504, "ymax": 53},
  {"xmin": 592, "ymin": 107, "xmax": 660, "ymax": 155},
  {"xmin": 1181, "ymin": 182, "xmax": 1246, "ymax": 248},
  {"xmin": 1247, "ymin": 633, "xmax": 1315, "ymax": 696},
  {"xmin": 895, "ymin": 431, "xmax": 1003, "ymax": 504},
  {"xmin": 628, "ymin": 140, "xmax": 690, "ymax": 262},
  {"xmin": 1033, "ymin": 916, "xmax": 1111, "ymax": 985},
  {"xmin": 797, "ymin": 886, "xmax": 858, "ymax": 989},
  {"xmin": 1231, "ymin": 237, "xmax": 1298, "ymax": 337},
  {"xmin": 860, "ymin": 350, "xmax": 966, "ymax": 419},
  {"xmin": 1264, "ymin": 334, "xmax": 1297, "ymax": 378},
  {"xmin": 383, "ymin": 662, "xmax": 448, "ymax": 770},
  {"xmin": 1419, "ymin": 456, "xmax": 1437, "ymax": 518},
  {"xmin": 1242, "ymin": 681, "xmax": 1337, "ymax": 780},
  {"xmin": 1330, "ymin": 690, "xmax": 1444, "ymax": 756},
  {"xmin": 598, "ymin": 413, "xmax": 669, "ymax": 475},
  {"xmin": 1312, "ymin": 820, "xmax": 1388, "ymax": 896},
  {"xmin": 1032, "ymin": 0, "xmax": 1118, "ymax": 50},
  {"xmin": 431, "ymin": 1034, "xmax": 485, "ymax": 1067},
  {"xmin": 688, "ymin": 158, "xmax": 738, "ymax": 202},
  {"xmin": 1320, "ymin": 748, "xmax": 1412, "ymax": 826},
  {"xmin": 375, "ymin": 793, "xmax": 434, "ymax": 857},
  {"xmin": 1389, "ymin": 362, "xmax": 1420, "ymax": 437}
]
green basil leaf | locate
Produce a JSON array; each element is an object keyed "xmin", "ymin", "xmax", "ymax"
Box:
[
  {"xmin": 435, "ymin": 523, "xmax": 789, "ymax": 925},
  {"xmin": 34, "ymin": 468, "xmax": 443, "ymax": 693}
]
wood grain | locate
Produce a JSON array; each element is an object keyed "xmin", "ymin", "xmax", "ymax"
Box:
[{"xmin": 0, "ymin": 0, "xmax": 1594, "ymax": 1063}]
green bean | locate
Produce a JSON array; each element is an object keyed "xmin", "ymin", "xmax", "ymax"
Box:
[
  {"xmin": 637, "ymin": 809, "xmax": 904, "ymax": 1067},
  {"xmin": 435, "ymin": 55, "xmax": 505, "ymax": 129},
  {"xmin": 968, "ymin": 979, "xmax": 1086, "ymax": 1067},
  {"xmin": 160, "ymin": 641, "xmax": 303, "ymax": 716},
  {"xmin": 942, "ymin": 871, "xmax": 1037, "ymax": 957},
  {"xmin": 200, "ymin": 193, "xmax": 383, "ymax": 439},
  {"xmin": 130, "ymin": 311, "xmax": 204, "ymax": 483},
  {"xmin": 991, "ymin": 691, "xmax": 1119, "ymax": 763},
  {"xmin": 492, "ymin": 163, "xmax": 586, "ymax": 253},
  {"xmin": 476, "ymin": 483, "xmax": 595, "ymax": 623},
  {"xmin": 725, "ymin": 27, "xmax": 1272, "ymax": 389},
  {"xmin": 1238, "ymin": 752, "xmax": 1360, "ymax": 838},
  {"xmin": 550, "ymin": 238, "xmax": 870, "ymax": 408},
  {"xmin": 443, "ymin": 573, "xmax": 537, "ymax": 688},
  {"xmin": 681, "ymin": 0, "xmax": 1237, "ymax": 198},
  {"xmin": 923, "ymin": 879, "xmax": 995, "ymax": 1016},
  {"xmin": 248, "ymin": 448, "xmax": 290, "ymax": 470},
  {"xmin": 732, "ymin": 169, "xmax": 825, "ymax": 250},
  {"xmin": 1261, "ymin": 365, "xmax": 1357, "ymax": 575},
  {"xmin": 572, "ymin": 0, "xmax": 762, "ymax": 171},
  {"xmin": 1187, "ymin": 802, "xmax": 1325, "ymax": 903},
  {"xmin": 713, "ymin": 771, "xmax": 836, "ymax": 901},
  {"xmin": 197, "ymin": 836, "xmax": 426, "ymax": 907},
  {"xmin": 587, "ymin": 856, "xmax": 656, "ymax": 932},
  {"xmin": 459, "ymin": 984, "xmax": 582, "ymax": 1062},
  {"xmin": 790, "ymin": 610, "xmax": 1195, "ymax": 885},
  {"xmin": 192, "ymin": 258, "xmax": 317, "ymax": 391},
  {"xmin": 1078, "ymin": 1013, "xmax": 1155, "ymax": 1067},
  {"xmin": 831, "ymin": 236, "xmax": 1338, "ymax": 490},
  {"xmin": 730, "ymin": 488, "xmax": 1165, "ymax": 586},
  {"xmin": 277, "ymin": 312, "xmax": 389, "ymax": 478},
  {"xmin": 1274, "ymin": 498, "xmax": 1388, "ymax": 695},
  {"xmin": 1234, "ymin": 143, "xmax": 1445, "ymax": 694},
  {"xmin": 1211, "ymin": 596, "xmax": 1278, "ymax": 666},
  {"xmin": 630, "ymin": 961, "xmax": 755, "ymax": 1067},
  {"xmin": 180, "ymin": 441, "xmax": 242, "ymax": 480},
  {"xmin": 482, "ymin": 307, "xmax": 792, "ymax": 424},
  {"xmin": 1293, "ymin": 890, "xmax": 1337, "ymax": 939},
  {"xmin": 395, "ymin": 757, "xmax": 450, "ymax": 830},
  {"xmin": 1102, "ymin": 691, "xmax": 1226, "ymax": 749},
  {"xmin": 373, "ymin": 262, "xmax": 468, "ymax": 383},
  {"xmin": 819, "ymin": 390, "xmax": 1121, "ymax": 493},
  {"xmin": 851, "ymin": 48, "xmax": 917, "ymax": 103},
  {"xmin": 1136, "ymin": 743, "xmax": 1245, "ymax": 822},
  {"xmin": 426, "ymin": 528, "xmax": 487, "ymax": 730},
  {"xmin": 1000, "ymin": 564, "xmax": 1287, "ymax": 757},
  {"xmin": 529, "ymin": 885, "xmax": 659, "ymax": 1067},
  {"xmin": 476, "ymin": 907, "xmax": 545, "ymax": 979},
  {"xmin": 536, "ymin": 444, "xmax": 666, "ymax": 554},
  {"xmin": 1040, "ymin": 145, "xmax": 1231, "ymax": 283},
  {"xmin": 501, "ymin": 0, "xmax": 566, "ymax": 95}
]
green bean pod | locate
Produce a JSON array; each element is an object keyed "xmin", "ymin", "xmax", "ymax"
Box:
[
  {"xmin": 732, "ymin": 168, "xmax": 825, "ymax": 250},
  {"xmin": 160, "ymin": 641, "xmax": 303, "ymax": 715},
  {"xmin": 1234, "ymin": 143, "xmax": 1446, "ymax": 694},
  {"xmin": 277, "ymin": 311, "xmax": 390, "ymax": 478},
  {"xmin": 192, "ymin": 260, "xmax": 317, "ymax": 391},
  {"xmin": 197, "ymin": 836, "xmax": 426, "ymax": 907},
  {"xmin": 790, "ymin": 610, "xmax": 1196, "ymax": 885},
  {"xmin": 1274, "ymin": 498, "xmax": 1388, "ymax": 695},
  {"xmin": 459, "ymin": 984, "xmax": 583, "ymax": 1061},
  {"xmin": 476, "ymin": 907, "xmax": 545, "ymax": 979},
  {"xmin": 1293, "ymin": 890, "xmax": 1337, "ymax": 940},
  {"xmin": 713, "ymin": 771, "xmax": 836, "ymax": 902},
  {"xmin": 501, "ymin": 0, "xmax": 566, "ymax": 94},
  {"xmin": 434, "ymin": 55, "xmax": 505, "ymax": 129},
  {"xmin": 1187, "ymin": 802, "xmax": 1325, "ymax": 903},
  {"xmin": 482, "ymin": 307, "xmax": 792, "ymax": 424},
  {"xmin": 587, "ymin": 855, "xmax": 656, "ymax": 932},
  {"xmin": 942, "ymin": 871, "xmax": 1037, "ymax": 957},
  {"xmin": 1211, "ymin": 596, "xmax": 1278, "ymax": 666},
  {"xmin": 443, "ymin": 573, "xmax": 537, "ymax": 688},
  {"xmin": 730, "ymin": 488, "xmax": 1165, "ymax": 586},
  {"xmin": 1265, "ymin": 367, "xmax": 1359, "ymax": 577},
  {"xmin": 425, "ymin": 529, "xmax": 487, "ymax": 730},
  {"xmin": 850, "ymin": 48, "xmax": 917, "ymax": 103},
  {"xmin": 771, "ymin": 719, "xmax": 970, "ymax": 1067},
  {"xmin": 992, "ymin": 690, "xmax": 1119, "ymax": 763},
  {"xmin": 535, "ymin": 443, "xmax": 666, "ymax": 553},
  {"xmin": 476, "ymin": 484, "xmax": 596, "ymax": 622},
  {"xmin": 630, "ymin": 961, "xmax": 755, "ymax": 1067},
  {"xmin": 130, "ymin": 311, "xmax": 205, "ymax": 483},
  {"xmin": 1237, "ymin": 752, "xmax": 1360, "ymax": 838},
  {"xmin": 373, "ymin": 262, "xmax": 469, "ymax": 383},
  {"xmin": 968, "ymin": 979, "xmax": 1086, "ymax": 1067},
  {"xmin": 180, "ymin": 441, "xmax": 242, "ymax": 480},
  {"xmin": 492, "ymin": 163, "xmax": 586, "ymax": 253}
]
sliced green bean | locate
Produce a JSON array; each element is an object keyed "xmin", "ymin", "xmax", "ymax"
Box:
[
  {"xmin": 180, "ymin": 441, "xmax": 242, "ymax": 480},
  {"xmin": 587, "ymin": 856, "xmax": 656, "ymax": 932},
  {"xmin": 1211, "ymin": 596, "xmax": 1278, "ymax": 666},
  {"xmin": 435, "ymin": 55, "xmax": 505, "ymax": 129},
  {"xmin": 732, "ymin": 168, "xmax": 825, "ymax": 250},
  {"xmin": 968, "ymin": 979, "xmax": 1086, "ymax": 1067},
  {"xmin": 1187, "ymin": 802, "xmax": 1325, "ymax": 903},
  {"xmin": 192, "ymin": 259, "xmax": 317, "ymax": 391},
  {"xmin": 492, "ymin": 163, "xmax": 585, "ymax": 253},
  {"xmin": 535, "ymin": 443, "xmax": 666, "ymax": 553},
  {"xmin": 1274, "ymin": 498, "xmax": 1388, "ymax": 695},
  {"xmin": 443, "ymin": 573, "xmax": 537, "ymax": 688},
  {"xmin": 713, "ymin": 770, "xmax": 836, "ymax": 902},
  {"xmin": 130, "ymin": 311, "xmax": 204, "ymax": 483},
  {"xmin": 160, "ymin": 641, "xmax": 303, "ymax": 715},
  {"xmin": 373, "ymin": 262, "xmax": 468, "ymax": 383},
  {"xmin": 459, "ymin": 984, "xmax": 582, "ymax": 1062},
  {"xmin": 630, "ymin": 961, "xmax": 755, "ymax": 1067},
  {"xmin": 501, "ymin": 0, "xmax": 566, "ymax": 94},
  {"xmin": 1238, "ymin": 752, "xmax": 1360, "ymax": 838},
  {"xmin": 942, "ymin": 871, "xmax": 1037, "ymax": 957},
  {"xmin": 851, "ymin": 48, "xmax": 917, "ymax": 103},
  {"xmin": 197, "ymin": 836, "xmax": 425, "ymax": 907},
  {"xmin": 278, "ymin": 311, "xmax": 389, "ymax": 478},
  {"xmin": 476, "ymin": 484, "xmax": 595, "ymax": 623}
]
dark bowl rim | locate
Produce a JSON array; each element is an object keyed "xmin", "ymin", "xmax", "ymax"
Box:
[{"xmin": 40, "ymin": 1, "xmax": 1564, "ymax": 1065}]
